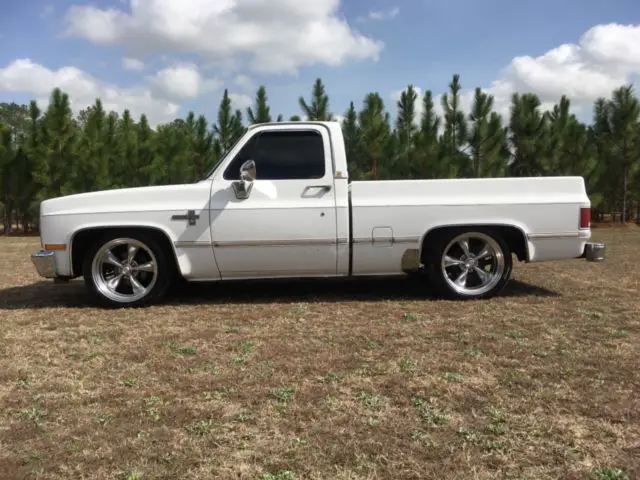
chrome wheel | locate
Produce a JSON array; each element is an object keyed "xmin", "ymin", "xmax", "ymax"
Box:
[
  {"xmin": 91, "ymin": 238, "xmax": 158, "ymax": 304},
  {"xmin": 440, "ymin": 232, "xmax": 505, "ymax": 296}
]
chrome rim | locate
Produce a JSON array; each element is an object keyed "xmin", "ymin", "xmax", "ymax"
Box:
[
  {"xmin": 441, "ymin": 232, "xmax": 505, "ymax": 296},
  {"xmin": 91, "ymin": 238, "xmax": 158, "ymax": 303}
]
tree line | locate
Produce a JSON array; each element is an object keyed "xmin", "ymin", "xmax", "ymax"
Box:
[{"xmin": 1, "ymin": 75, "xmax": 639, "ymax": 232}]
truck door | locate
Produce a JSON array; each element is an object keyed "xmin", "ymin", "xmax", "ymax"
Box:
[{"xmin": 209, "ymin": 125, "xmax": 339, "ymax": 278}]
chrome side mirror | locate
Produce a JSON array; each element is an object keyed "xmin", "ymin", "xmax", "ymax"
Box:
[
  {"xmin": 240, "ymin": 159, "xmax": 256, "ymax": 182},
  {"xmin": 232, "ymin": 159, "xmax": 256, "ymax": 199}
]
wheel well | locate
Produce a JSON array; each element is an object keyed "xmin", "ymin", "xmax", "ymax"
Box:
[
  {"xmin": 71, "ymin": 227, "xmax": 179, "ymax": 277},
  {"xmin": 420, "ymin": 224, "xmax": 529, "ymax": 264}
]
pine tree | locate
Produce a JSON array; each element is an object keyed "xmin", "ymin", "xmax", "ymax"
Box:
[
  {"xmin": 590, "ymin": 98, "xmax": 616, "ymax": 218},
  {"xmin": 341, "ymin": 101, "xmax": 361, "ymax": 178},
  {"xmin": 103, "ymin": 111, "xmax": 119, "ymax": 187},
  {"xmin": 150, "ymin": 121, "xmax": 192, "ymax": 185},
  {"xmin": 547, "ymin": 97, "xmax": 599, "ymax": 191},
  {"xmin": 440, "ymin": 74, "xmax": 469, "ymax": 176},
  {"xmin": 72, "ymin": 98, "xmax": 109, "ymax": 192},
  {"xmin": 213, "ymin": 89, "xmax": 237, "ymax": 159},
  {"xmin": 117, "ymin": 109, "xmax": 140, "ymax": 188},
  {"xmin": 0, "ymin": 123, "xmax": 15, "ymax": 231},
  {"xmin": 0, "ymin": 102, "xmax": 29, "ymax": 148},
  {"xmin": 468, "ymin": 88, "xmax": 507, "ymax": 177},
  {"xmin": 137, "ymin": 114, "xmax": 155, "ymax": 185},
  {"xmin": 358, "ymin": 93, "xmax": 391, "ymax": 179},
  {"xmin": 231, "ymin": 109, "xmax": 246, "ymax": 143},
  {"xmin": 299, "ymin": 78, "xmax": 333, "ymax": 121},
  {"xmin": 394, "ymin": 85, "xmax": 418, "ymax": 178},
  {"xmin": 607, "ymin": 86, "xmax": 640, "ymax": 222},
  {"xmin": 247, "ymin": 86, "xmax": 272, "ymax": 124},
  {"xmin": 36, "ymin": 88, "xmax": 77, "ymax": 199},
  {"xmin": 193, "ymin": 114, "xmax": 214, "ymax": 179},
  {"xmin": 21, "ymin": 101, "xmax": 43, "ymax": 229},
  {"xmin": 0, "ymin": 102, "xmax": 38, "ymax": 230},
  {"xmin": 413, "ymin": 90, "xmax": 441, "ymax": 178},
  {"xmin": 508, "ymin": 93, "xmax": 549, "ymax": 177},
  {"xmin": 3, "ymin": 79, "xmax": 640, "ymax": 225}
]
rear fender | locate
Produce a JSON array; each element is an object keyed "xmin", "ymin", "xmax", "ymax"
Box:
[{"xmin": 419, "ymin": 221, "xmax": 531, "ymax": 263}]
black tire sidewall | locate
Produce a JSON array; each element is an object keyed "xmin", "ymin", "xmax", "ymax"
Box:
[
  {"xmin": 426, "ymin": 228, "xmax": 512, "ymax": 300},
  {"xmin": 82, "ymin": 231, "xmax": 172, "ymax": 308}
]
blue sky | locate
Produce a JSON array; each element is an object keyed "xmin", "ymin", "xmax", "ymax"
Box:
[{"xmin": 1, "ymin": 0, "xmax": 640, "ymax": 125}]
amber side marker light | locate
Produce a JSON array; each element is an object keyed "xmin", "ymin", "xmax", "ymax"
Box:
[{"xmin": 44, "ymin": 244, "xmax": 66, "ymax": 251}]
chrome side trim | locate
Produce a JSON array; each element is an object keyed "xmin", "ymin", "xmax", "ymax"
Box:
[
  {"xmin": 213, "ymin": 238, "xmax": 339, "ymax": 248},
  {"xmin": 191, "ymin": 236, "xmax": 420, "ymax": 249},
  {"xmin": 223, "ymin": 270, "xmax": 336, "ymax": 278},
  {"xmin": 527, "ymin": 232, "xmax": 580, "ymax": 239},
  {"xmin": 353, "ymin": 237, "xmax": 419, "ymax": 244},
  {"xmin": 174, "ymin": 241, "xmax": 212, "ymax": 248},
  {"xmin": 394, "ymin": 237, "xmax": 420, "ymax": 244}
]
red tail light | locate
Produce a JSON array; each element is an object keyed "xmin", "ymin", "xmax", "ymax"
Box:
[{"xmin": 580, "ymin": 207, "xmax": 591, "ymax": 229}]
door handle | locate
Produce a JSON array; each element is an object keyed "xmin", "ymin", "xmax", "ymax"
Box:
[{"xmin": 305, "ymin": 185, "xmax": 332, "ymax": 192}]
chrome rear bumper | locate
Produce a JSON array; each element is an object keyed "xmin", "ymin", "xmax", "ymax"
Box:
[
  {"xmin": 31, "ymin": 250, "xmax": 57, "ymax": 278},
  {"xmin": 581, "ymin": 242, "xmax": 606, "ymax": 262}
]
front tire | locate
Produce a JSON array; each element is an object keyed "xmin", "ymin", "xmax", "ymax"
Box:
[
  {"xmin": 425, "ymin": 228, "xmax": 512, "ymax": 300},
  {"xmin": 82, "ymin": 232, "xmax": 172, "ymax": 307}
]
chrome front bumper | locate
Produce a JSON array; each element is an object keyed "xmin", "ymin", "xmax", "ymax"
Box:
[
  {"xmin": 31, "ymin": 250, "xmax": 57, "ymax": 278},
  {"xmin": 581, "ymin": 242, "xmax": 606, "ymax": 262}
]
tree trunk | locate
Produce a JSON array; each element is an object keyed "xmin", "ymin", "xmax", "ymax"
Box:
[
  {"xmin": 5, "ymin": 202, "xmax": 13, "ymax": 233},
  {"xmin": 636, "ymin": 201, "xmax": 640, "ymax": 225},
  {"xmin": 622, "ymin": 172, "xmax": 627, "ymax": 223}
]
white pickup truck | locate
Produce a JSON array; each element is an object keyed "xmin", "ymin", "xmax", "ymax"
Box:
[{"xmin": 31, "ymin": 121, "xmax": 605, "ymax": 307}]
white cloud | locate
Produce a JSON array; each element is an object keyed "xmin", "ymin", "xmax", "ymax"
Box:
[
  {"xmin": 484, "ymin": 23, "xmax": 640, "ymax": 116},
  {"xmin": 358, "ymin": 6, "xmax": 400, "ymax": 22},
  {"xmin": 395, "ymin": 23, "xmax": 640, "ymax": 123},
  {"xmin": 65, "ymin": 6, "xmax": 123, "ymax": 44},
  {"xmin": 149, "ymin": 63, "xmax": 221, "ymax": 101},
  {"xmin": 581, "ymin": 23, "xmax": 640, "ymax": 71},
  {"xmin": 233, "ymin": 74, "xmax": 255, "ymax": 91},
  {"xmin": 0, "ymin": 59, "xmax": 179, "ymax": 126},
  {"xmin": 64, "ymin": 0, "xmax": 383, "ymax": 75},
  {"xmin": 229, "ymin": 93, "xmax": 253, "ymax": 111},
  {"xmin": 122, "ymin": 57, "xmax": 145, "ymax": 71}
]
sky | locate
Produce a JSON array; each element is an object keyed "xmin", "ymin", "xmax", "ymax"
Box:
[{"xmin": 1, "ymin": 0, "xmax": 640, "ymax": 127}]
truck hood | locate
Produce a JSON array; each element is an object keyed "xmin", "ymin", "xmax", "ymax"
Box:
[{"xmin": 40, "ymin": 182, "xmax": 212, "ymax": 217}]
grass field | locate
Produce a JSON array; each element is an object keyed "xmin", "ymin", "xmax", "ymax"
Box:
[{"xmin": 0, "ymin": 229, "xmax": 638, "ymax": 480}]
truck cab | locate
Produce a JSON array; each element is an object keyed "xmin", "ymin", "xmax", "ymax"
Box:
[{"xmin": 204, "ymin": 122, "xmax": 351, "ymax": 279}]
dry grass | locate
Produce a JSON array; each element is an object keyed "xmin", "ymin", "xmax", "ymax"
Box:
[{"xmin": 0, "ymin": 229, "xmax": 639, "ymax": 480}]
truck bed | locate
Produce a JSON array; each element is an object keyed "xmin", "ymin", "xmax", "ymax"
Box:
[{"xmin": 348, "ymin": 176, "xmax": 591, "ymax": 275}]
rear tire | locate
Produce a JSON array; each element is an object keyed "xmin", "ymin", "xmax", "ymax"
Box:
[
  {"xmin": 424, "ymin": 228, "xmax": 512, "ymax": 300},
  {"xmin": 82, "ymin": 231, "xmax": 173, "ymax": 307}
]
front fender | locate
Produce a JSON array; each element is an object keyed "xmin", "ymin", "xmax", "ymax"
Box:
[{"xmin": 45, "ymin": 213, "xmax": 219, "ymax": 281}]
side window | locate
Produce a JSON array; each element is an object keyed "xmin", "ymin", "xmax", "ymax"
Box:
[{"xmin": 223, "ymin": 130, "xmax": 326, "ymax": 180}]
